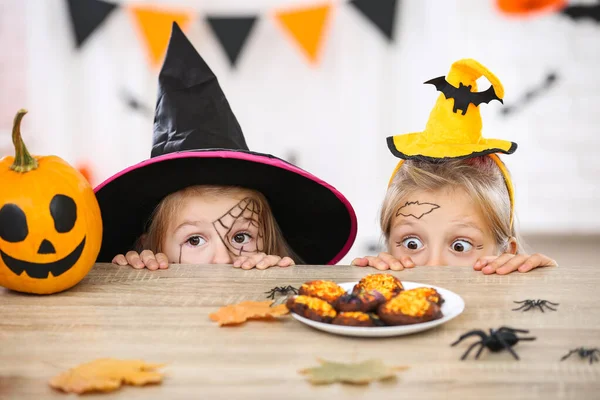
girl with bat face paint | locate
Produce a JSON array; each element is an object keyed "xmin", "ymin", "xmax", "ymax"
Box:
[
  {"xmin": 352, "ymin": 157, "xmax": 556, "ymax": 274},
  {"xmin": 352, "ymin": 59, "xmax": 556, "ymax": 274}
]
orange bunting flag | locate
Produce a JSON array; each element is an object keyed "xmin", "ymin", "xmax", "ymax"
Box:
[
  {"xmin": 127, "ymin": 5, "xmax": 193, "ymax": 68},
  {"xmin": 274, "ymin": 3, "xmax": 332, "ymax": 65}
]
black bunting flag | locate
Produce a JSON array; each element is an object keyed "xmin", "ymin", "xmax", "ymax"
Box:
[
  {"xmin": 349, "ymin": 0, "xmax": 399, "ymax": 42},
  {"xmin": 65, "ymin": 0, "xmax": 118, "ymax": 48},
  {"xmin": 560, "ymin": 2, "xmax": 600, "ymax": 24},
  {"xmin": 206, "ymin": 16, "xmax": 258, "ymax": 67}
]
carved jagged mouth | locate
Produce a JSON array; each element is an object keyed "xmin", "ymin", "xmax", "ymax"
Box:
[{"xmin": 0, "ymin": 237, "xmax": 86, "ymax": 279}]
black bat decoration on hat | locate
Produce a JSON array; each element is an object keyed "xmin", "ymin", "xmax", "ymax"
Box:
[{"xmin": 425, "ymin": 76, "xmax": 503, "ymax": 116}]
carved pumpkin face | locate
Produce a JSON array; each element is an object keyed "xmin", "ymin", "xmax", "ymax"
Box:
[{"xmin": 0, "ymin": 110, "xmax": 102, "ymax": 294}]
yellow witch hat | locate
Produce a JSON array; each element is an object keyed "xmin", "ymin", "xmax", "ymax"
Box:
[{"xmin": 387, "ymin": 58, "xmax": 517, "ymax": 226}]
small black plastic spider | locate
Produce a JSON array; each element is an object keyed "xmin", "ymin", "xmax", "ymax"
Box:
[
  {"xmin": 265, "ymin": 285, "xmax": 298, "ymax": 300},
  {"xmin": 512, "ymin": 299, "xmax": 559, "ymax": 312},
  {"xmin": 561, "ymin": 347, "xmax": 600, "ymax": 364},
  {"xmin": 451, "ymin": 327, "xmax": 536, "ymax": 360}
]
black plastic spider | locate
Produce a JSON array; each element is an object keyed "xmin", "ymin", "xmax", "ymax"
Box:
[
  {"xmin": 265, "ymin": 285, "xmax": 298, "ymax": 300},
  {"xmin": 512, "ymin": 299, "xmax": 559, "ymax": 312},
  {"xmin": 561, "ymin": 347, "xmax": 600, "ymax": 364},
  {"xmin": 451, "ymin": 327, "xmax": 536, "ymax": 360}
]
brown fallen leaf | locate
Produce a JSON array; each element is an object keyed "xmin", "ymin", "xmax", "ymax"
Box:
[
  {"xmin": 299, "ymin": 359, "xmax": 408, "ymax": 385},
  {"xmin": 48, "ymin": 358, "xmax": 165, "ymax": 394},
  {"xmin": 209, "ymin": 300, "xmax": 289, "ymax": 326}
]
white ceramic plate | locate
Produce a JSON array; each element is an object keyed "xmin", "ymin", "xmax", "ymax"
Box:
[{"xmin": 290, "ymin": 281, "xmax": 465, "ymax": 338}]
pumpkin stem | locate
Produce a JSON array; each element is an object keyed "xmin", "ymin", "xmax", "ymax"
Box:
[{"xmin": 10, "ymin": 109, "xmax": 38, "ymax": 173}]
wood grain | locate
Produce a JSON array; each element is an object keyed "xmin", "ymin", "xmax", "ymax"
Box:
[{"xmin": 1, "ymin": 264, "xmax": 599, "ymax": 399}]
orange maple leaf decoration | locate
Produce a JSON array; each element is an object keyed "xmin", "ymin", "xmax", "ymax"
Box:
[
  {"xmin": 48, "ymin": 358, "xmax": 165, "ymax": 394},
  {"xmin": 209, "ymin": 300, "xmax": 289, "ymax": 326}
]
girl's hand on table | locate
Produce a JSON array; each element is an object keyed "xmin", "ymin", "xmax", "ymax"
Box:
[
  {"xmin": 473, "ymin": 253, "xmax": 557, "ymax": 275},
  {"xmin": 351, "ymin": 252, "xmax": 415, "ymax": 271},
  {"xmin": 112, "ymin": 250, "xmax": 169, "ymax": 270},
  {"xmin": 233, "ymin": 253, "xmax": 295, "ymax": 270}
]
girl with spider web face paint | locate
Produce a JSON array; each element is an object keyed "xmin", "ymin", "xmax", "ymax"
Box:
[
  {"xmin": 113, "ymin": 186, "xmax": 297, "ymax": 270},
  {"xmin": 97, "ymin": 24, "xmax": 357, "ymax": 270},
  {"xmin": 177, "ymin": 196, "xmax": 269, "ymax": 264}
]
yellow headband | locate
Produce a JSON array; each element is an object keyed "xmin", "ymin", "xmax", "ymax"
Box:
[{"xmin": 386, "ymin": 59, "xmax": 516, "ymax": 226}]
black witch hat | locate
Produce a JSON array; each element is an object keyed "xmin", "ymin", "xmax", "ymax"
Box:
[{"xmin": 94, "ymin": 23, "xmax": 357, "ymax": 264}]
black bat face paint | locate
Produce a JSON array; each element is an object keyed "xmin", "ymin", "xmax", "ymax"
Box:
[
  {"xmin": 396, "ymin": 201, "xmax": 440, "ymax": 219},
  {"xmin": 177, "ymin": 197, "xmax": 265, "ymax": 263},
  {"xmin": 425, "ymin": 76, "xmax": 503, "ymax": 115}
]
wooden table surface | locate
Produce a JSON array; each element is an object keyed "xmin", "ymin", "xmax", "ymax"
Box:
[{"xmin": 1, "ymin": 264, "xmax": 599, "ymax": 400}]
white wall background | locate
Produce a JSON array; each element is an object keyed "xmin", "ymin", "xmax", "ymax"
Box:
[{"xmin": 2, "ymin": 0, "xmax": 599, "ymax": 263}]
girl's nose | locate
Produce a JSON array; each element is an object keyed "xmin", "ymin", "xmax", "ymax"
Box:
[
  {"xmin": 424, "ymin": 252, "xmax": 447, "ymax": 267},
  {"xmin": 211, "ymin": 243, "xmax": 233, "ymax": 265}
]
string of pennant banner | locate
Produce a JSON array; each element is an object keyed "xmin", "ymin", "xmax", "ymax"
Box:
[{"xmin": 65, "ymin": 0, "xmax": 399, "ymax": 69}]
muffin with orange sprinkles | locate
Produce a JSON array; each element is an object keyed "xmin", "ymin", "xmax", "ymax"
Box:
[
  {"xmin": 299, "ymin": 280, "xmax": 347, "ymax": 304},
  {"xmin": 286, "ymin": 295, "xmax": 337, "ymax": 323},
  {"xmin": 332, "ymin": 312, "xmax": 384, "ymax": 327},
  {"xmin": 352, "ymin": 274, "xmax": 404, "ymax": 300},
  {"xmin": 377, "ymin": 291, "xmax": 443, "ymax": 325},
  {"xmin": 401, "ymin": 287, "xmax": 444, "ymax": 306}
]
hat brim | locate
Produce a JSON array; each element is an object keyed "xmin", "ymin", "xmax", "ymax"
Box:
[
  {"xmin": 387, "ymin": 133, "xmax": 517, "ymax": 162},
  {"xmin": 94, "ymin": 150, "xmax": 357, "ymax": 265}
]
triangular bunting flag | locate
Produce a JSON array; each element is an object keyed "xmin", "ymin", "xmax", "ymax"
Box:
[
  {"xmin": 349, "ymin": 0, "xmax": 398, "ymax": 42},
  {"xmin": 127, "ymin": 5, "xmax": 193, "ymax": 68},
  {"xmin": 274, "ymin": 4, "xmax": 332, "ymax": 65},
  {"xmin": 65, "ymin": 0, "xmax": 117, "ymax": 48},
  {"xmin": 206, "ymin": 16, "xmax": 258, "ymax": 68}
]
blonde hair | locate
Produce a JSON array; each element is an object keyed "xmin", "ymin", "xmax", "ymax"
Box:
[
  {"xmin": 381, "ymin": 156, "xmax": 523, "ymax": 254},
  {"xmin": 140, "ymin": 185, "xmax": 299, "ymax": 260}
]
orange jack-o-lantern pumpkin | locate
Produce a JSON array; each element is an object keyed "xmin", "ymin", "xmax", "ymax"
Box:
[
  {"xmin": 0, "ymin": 109, "xmax": 102, "ymax": 294},
  {"xmin": 496, "ymin": 0, "xmax": 567, "ymax": 16}
]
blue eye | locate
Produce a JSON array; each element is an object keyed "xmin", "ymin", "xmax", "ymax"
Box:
[
  {"xmin": 451, "ymin": 240, "xmax": 473, "ymax": 253},
  {"xmin": 186, "ymin": 235, "xmax": 207, "ymax": 247},
  {"xmin": 402, "ymin": 237, "xmax": 423, "ymax": 250}
]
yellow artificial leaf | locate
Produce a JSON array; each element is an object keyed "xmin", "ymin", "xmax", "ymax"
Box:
[
  {"xmin": 299, "ymin": 359, "xmax": 408, "ymax": 385},
  {"xmin": 48, "ymin": 358, "xmax": 165, "ymax": 394},
  {"xmin": 209, "ymin": 300, "xmax": 289, "ymax": 326}
]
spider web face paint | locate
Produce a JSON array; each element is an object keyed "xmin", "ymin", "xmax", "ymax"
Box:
[
  {"xmin": 176, "ymin": 197, "xmax": 266, "ymax": 264},
  {"xmin": 212, "ymin": 197, "xmax": 265, "ymax": 257}
]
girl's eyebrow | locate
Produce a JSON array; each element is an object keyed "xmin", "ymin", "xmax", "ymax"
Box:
[
  {"xmin": 450, "ymin": 220, "xmax": 484, "ymax": 234},
  {"xmin": 174, "ymin": 220, "xmax": 210, "ymax": 232},
  {"xmin": 391, "ymin": 219, "xmax": 420, "ymax": 229}
]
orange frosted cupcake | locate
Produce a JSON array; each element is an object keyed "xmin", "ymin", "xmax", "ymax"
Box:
[
  {"xmin": 353, "ymin": 274, "xmax": 404, "ymax": 300},
  {"xmin": 299, "ymin": 280, "xmax": 347, "ymax": 304},
  {"xmin": 332, "ymin": 311, "xmax": 382, "ymax": 327},
  {"xmin": 401, "ymin": 287, "xmax": 444, "ymax": 305},
  {"xmin": 377, "ymin": 291, "xmax": 442, "ymax": 326},
  {"xmin": 334, "ymin": 289, "xmax": 386, "ymax": 313},
  {"xmin": 287, "ymin": 295, "xmax": 337, "ymax": 323}
]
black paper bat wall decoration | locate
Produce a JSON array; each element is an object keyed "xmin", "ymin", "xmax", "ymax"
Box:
[
  {"xmin": 561, "ymin": 2, "xmax": 600, "ymax": 23},
  {"xmin": 121, "ymin": 89, "xmax": 153, "ymax": 117},
  {"xmin": 425, "ymin": 76, "xmax": 503, "ymax": 116},
  {"xmin": 500, "ymin": 72, "xmax": 558, "ymax": 117}
]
